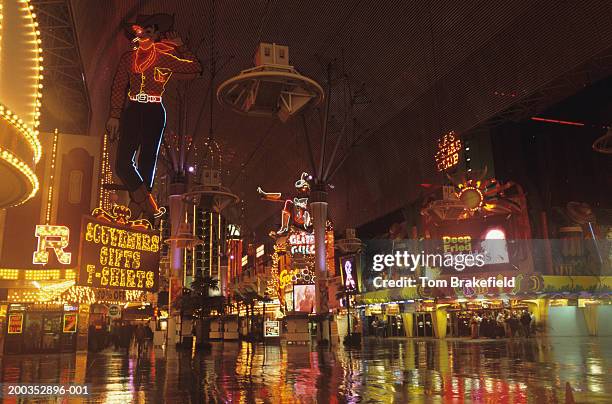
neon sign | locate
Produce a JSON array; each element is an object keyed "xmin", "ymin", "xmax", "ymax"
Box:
[
  {"xmin": 264, "ymin": 320, "xmax": 280, "ymax": 337},
  {"xmin": 458, "ymin": 186, "xmax": 484, "ymax": 211},
  {"xmin": 32, "ymin": 225, "xmax": 72, "ymax": 265},
  {"xmin": 78, "ymin": 215, "xmax": 160, "ymax": 292},
  {"xmin": 342, "ymin": 256, "xmax": 357, "ymax": 292},
  {"xmin": 442, "ymin": 235, "xmax": 472, "ymax": 253},
  {"xmin": 8, "ymin": 313, "xmax": 23, "ymax": 334},
  {"xmin": 288, "ymin": 232, "xmax": 315, "ymax": 255},
  {"xmin": 435, "ymin": 131, "xmax": 462, "ymax": 171},
  {"xmin": 279, "ymin": 268, "xmax": 298, "ymax": 288},
  {"xmin": 257, "ymin": 172, "xmax": 312, "ymax": 236}
]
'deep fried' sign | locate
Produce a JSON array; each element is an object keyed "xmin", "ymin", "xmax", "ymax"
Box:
[{"xmin": 77, "ymin": 216, "xmax": 160, "ymax": 292}]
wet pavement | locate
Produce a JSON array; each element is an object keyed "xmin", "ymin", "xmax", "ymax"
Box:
[{"xmin": 0, "ymin": 336, "xmax": 610, "ymax": 403}]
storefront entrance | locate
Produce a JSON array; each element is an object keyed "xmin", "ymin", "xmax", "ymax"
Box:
[
  {"xmin": 4, "ymin": 304, "xmax": 77, "ymax": 354},
  {"xmin": 446, "ymin": 300, "xmax": 531, "ymax": 338},
  {"xmin": 388, "ymin": 315, "xmax": 405, "ymax": 336},
  {"xmin": 449, "ymin": 311, "xmax": 472, "ymax": 337},
  {"xmin": 413, "ymin": 313, "xmax": 434, "ymax": 337}
]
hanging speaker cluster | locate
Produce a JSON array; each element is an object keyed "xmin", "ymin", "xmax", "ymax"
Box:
[{"xmin": 217, "ymin": 43, "xmax": 324, "ymax": 122}]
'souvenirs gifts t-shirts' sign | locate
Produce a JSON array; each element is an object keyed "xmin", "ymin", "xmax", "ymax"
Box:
[{"xmin": 77, "ymin": 216, "xmax": 160, "ymax": 291}]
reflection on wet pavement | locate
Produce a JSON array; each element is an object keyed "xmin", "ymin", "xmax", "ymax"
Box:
[{"xmin": 0, "ymin": 336, "xmax": 610, "ymax": 403}]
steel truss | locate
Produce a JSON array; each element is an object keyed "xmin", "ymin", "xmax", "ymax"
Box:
[{"xmin": 32, "ymin": 0, "xmax": 90, "ymax": 134}]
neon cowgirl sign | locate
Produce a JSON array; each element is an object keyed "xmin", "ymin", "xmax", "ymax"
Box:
[
  {"xmin": 288, "ymin": 232, "xmax": 314, "ymax": 255},
  {"xmin": 257, "ymin": 172, "xmax": 312, "ymax": 236}
]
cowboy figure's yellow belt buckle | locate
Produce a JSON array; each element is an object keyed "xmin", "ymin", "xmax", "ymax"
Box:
[{"xmin": 136, "ymin": 93, "xmax": 148, "ymax": 103}]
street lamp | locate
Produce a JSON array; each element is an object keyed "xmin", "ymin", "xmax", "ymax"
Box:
[
  {"xmin": 337, "ymin": 228, "xmax": 362, "ymax": 345},
  {"xmin": 262, "ymin": 292, "xmax": 271, "ymax": 340}
]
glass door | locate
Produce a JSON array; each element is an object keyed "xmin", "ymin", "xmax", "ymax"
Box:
[
  {"xmin": 413, "ymin": 313, "xmax": 434, "ymax": 337},
  {"xmin": 41, "ymin": 313, "xmax": 62, "ymax": 352},
  {"xmin": 23, "ymin": 313, "xmax": 43, "ymax": 352}
]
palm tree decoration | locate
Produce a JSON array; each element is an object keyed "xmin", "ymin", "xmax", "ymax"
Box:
[
  {"xmin": 174, "ymin": 271, "xmax": 220, "ymax": 313},
  {"xmin": 193, "ymin": 270, "xmax": 223, "ymax": 312},
  {"xmin": 174, "ymin": 269, "xmax": 222, "ymax": 347},
  {"xmin": 235, "ymin": 290, "xmax": 259, "ymax": 341}
]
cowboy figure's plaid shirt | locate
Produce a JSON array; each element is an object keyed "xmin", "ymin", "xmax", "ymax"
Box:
[{"xmin": 110, "ymin": 42, "xmax": 201, "ymax": 118}]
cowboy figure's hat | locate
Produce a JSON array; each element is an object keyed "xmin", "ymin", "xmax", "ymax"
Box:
[{"xmin": 124, "ymin": 13, "xmax": 174, "ymax": 38}]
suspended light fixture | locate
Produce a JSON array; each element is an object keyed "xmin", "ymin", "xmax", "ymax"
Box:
[{"xmin": 217, "ymin": 43, "xmax": 324, "ymax": 122}]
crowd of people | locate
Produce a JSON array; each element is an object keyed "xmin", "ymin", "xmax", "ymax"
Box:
[
  {"xmin": 370, "ymin": 319, "xmax": 388, "ymax": 337},
  {"xmin": 470, "ymin": 310, "xmax": 535, "ymax": 339},
  {"xmin": 88, "ymin": 321, "xmax": 153, "ymax": 353},
  {"xmin": 111, "ymin": 322, "xmax": 154, "ymax": 354}
]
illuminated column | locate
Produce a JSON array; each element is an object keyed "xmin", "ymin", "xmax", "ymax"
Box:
[
  {"xmin": 75, "ymin": 304, "xmax": 90, "ymax": 352},
  {"xmin": 168, "ymin": 194, "xmax": 184, "ymax": 280},
  {"xmin": 310, "ymin": 182, "xmax": 329, "ymax": 341},
  {"xmin": 74, "ymin": 352, "xmax": 88, "ymax": 384},
  {"xmin": 167, "ymin": 183, "xmax": 185, "ymax": 345}
]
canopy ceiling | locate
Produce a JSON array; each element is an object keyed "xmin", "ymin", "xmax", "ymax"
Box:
[{"xmin": 68, "ymin": 0, "xmax": 612, "ymax": 236}]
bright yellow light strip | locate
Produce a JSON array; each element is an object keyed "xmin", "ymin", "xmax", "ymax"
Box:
[
  {"xmin": 25, "ymin": 269, "xmax": 60, "ymax": 280},
  {"xmin": 0, "ymin": 269, "xmax": 19, "ymax": 280},
  {"xmin": 8, "ymin": 290, "xmax": 39, "ymax": 302},
  {"xmin": 0, "ymin": 268, "xmax": 75, "ymax": 281},
  {"xmin": 45, "ymin": 129, "xmax": 58, "ymax": 223},
  {"xmin": 1, "ymin": 3, "xmax": 3, "ymax": 71},
  {"xmin": 98, "ymin": 133, "xmax": 106, "ymax": 208},
  {"xmin": 209, "ymin": 212, "xmax": 213, "ymax": 277},
  {"xmin": 0, "ymin": 103, "xmax": 42, "ymax": 163},
  {"xmin": 217, "ymin": 213, "xmax": 221, "ymax": 280},
  {"xmin": 0, "ymin": 146, "xmax": 39, "ymax": 204},
  {"xmin": 50, "ymin": 286, "xmax": 146, "ymax": 305},
  {"xmin": 0, "ymin": 0, "xmax": 43, "ymax": 164},
  {"xmin": 22, "ymin": 0, "xmax": 43, "ymax": 126},
  {"xmin": 98, "ymin": 133, "xmax": 113, "ymax": 209}
]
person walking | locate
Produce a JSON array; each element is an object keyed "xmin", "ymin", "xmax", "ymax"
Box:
[
  {"xmin": 520, "ymin": 311, "xmax": 532, "ymax": 337},
  {"xmin": 144, "ymin": 324, "xmax": 153, "ymax": 352},
  {"xmin": 508, "ymin": 313, "xmax": 519, "ymax": 337},
  {"xmin": 135, "ymin": 324, "xmax": 146, "ymax": 358},
  {"xmin": 120, "ymin": 323, "xmax": 132, "ymax": 352},
  {"xmin": 380, "ymin": 320, "xmax": 388, "ymax": 338},
  {"xmin": 111, "ymin": 321, "xmax": 121, "ymax": 350},
  {"xmin": 470, "ymin": 313, "xmax": 481, "ymax": 339},
  {"xmin": 496, "ymin": 312, "xmax": 506, "ymax": 338}
]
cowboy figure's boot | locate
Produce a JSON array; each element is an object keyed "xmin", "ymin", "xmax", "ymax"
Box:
[
  {"xmin": 128, "ymin": 186, "xmax": 147, "ymax": 219},
  {"xmin": 129, "ymin": 184, "xmax": 164, "ymax": 221}
]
